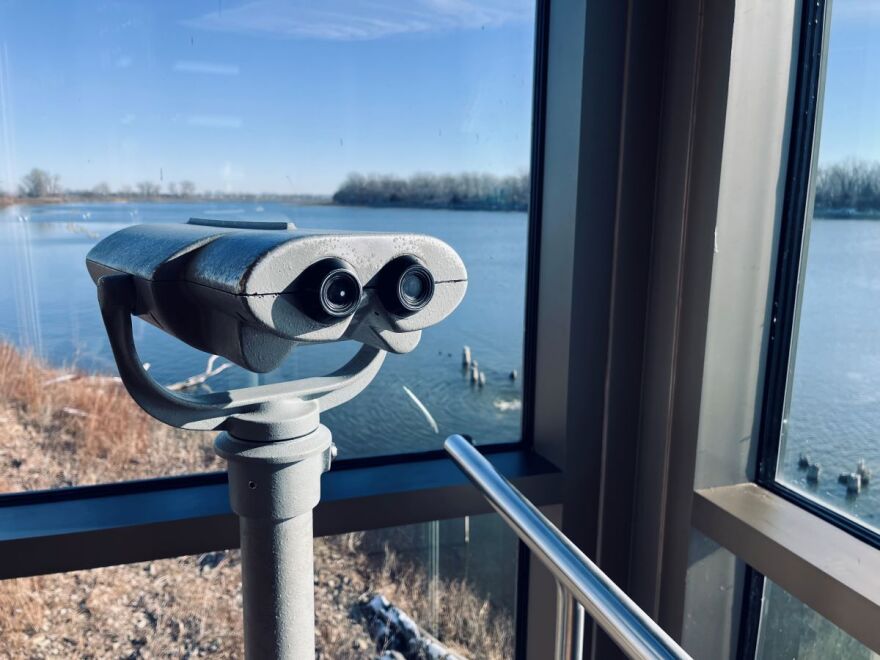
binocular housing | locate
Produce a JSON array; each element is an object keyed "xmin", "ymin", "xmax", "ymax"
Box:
[{"xmin": 86, "ymin": 218, "xmax": 467, "ymax": 372}]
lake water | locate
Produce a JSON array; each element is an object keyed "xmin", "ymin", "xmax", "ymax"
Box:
[
  {"xmin": 780, "ymin": 219, "xmax": 880, "ymax": 532},
  {"xmin": 2, "ymin": 204, "xmax": 877, "ymax": 531},
  {"xmin": 0, "ymin": 202, "xmax": 526, "ymax": 461}
]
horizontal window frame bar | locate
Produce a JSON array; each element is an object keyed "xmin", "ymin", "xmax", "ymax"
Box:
[
  {"xmin": 692, "ymin": 482, "xmax": 880, "ymax": 653},
  {"xmin": 765, "ymin": 479, "xmax": 880, "ymax": 552},
  {"xmin": 0, "ymin": 440, "xmax": 524, "ymax": 508},
  {"xmin": 0, "ymin": 447, "xmax": 561, "ymax": 579}
]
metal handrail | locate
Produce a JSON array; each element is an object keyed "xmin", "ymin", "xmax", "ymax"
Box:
[{"xmin": 444, "ymin": 435, "xmax": 692, "ymax": 660}]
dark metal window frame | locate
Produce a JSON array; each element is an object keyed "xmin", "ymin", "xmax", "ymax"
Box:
[
  {"xmin": 742, "ymin": 0, "xmax": 880, "ymax": 654},
  {"xmin": 754, "ymin": 0, "xmax": 880, "ymax": 552}
]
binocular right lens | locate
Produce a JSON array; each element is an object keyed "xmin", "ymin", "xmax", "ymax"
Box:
[
  {"xmin": 397, "ymin": 264, "xmax": 434, "ymax": 312},
  {"xmin": 380, "ymin": 255, "xmax": 435, "ymax": 316}
]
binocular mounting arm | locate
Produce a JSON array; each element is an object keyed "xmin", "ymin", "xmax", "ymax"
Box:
[{"xmin": 97, "ymin": 274, "xmax": 386, "ymax": 441}]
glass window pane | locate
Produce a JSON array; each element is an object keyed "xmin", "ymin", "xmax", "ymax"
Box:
[
  {"xmin": 777, "ymin": 0, "xmax": 880, "ymax": 532},
  {"xmin": 0, "ymin": 1, "xmax": 536, "ymax": 489},
  {"xmin": 755, "ymin": 579, "xmax": 874, "ymax": 659},
  {"xmin": 0, "ymin": 514, "xmax": 517, "ymax": 658}
]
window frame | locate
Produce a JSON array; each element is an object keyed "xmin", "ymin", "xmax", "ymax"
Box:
[
  {"xmin": 0, "ymin": 446, "xmax": 562, "ymax": 579},
  {"xmin": 671, "ymin": 0, "xmax": 880, "ymax": 655},
  {"xmin": 752, "ymin": 0, "xmax": 880, "ymax": 553},
  {"xmin": 0, "ymin": 1, "xmax": 551, "ymax": 531},
  {"xmin": 4, "ymin": 1, "xmax": 813, "ymax": 658}
]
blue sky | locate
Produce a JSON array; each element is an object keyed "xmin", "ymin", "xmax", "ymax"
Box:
[
  {"xmin": 818, "ymin": 0, "xmax": 880, "ymax": 165},
  {"xmin": 0, "ymin": 1, "xmax": 875, "ymax": 196},
  {"xmin": 0, "ymin": 0, "xmax": 535, "ymax": 195}
]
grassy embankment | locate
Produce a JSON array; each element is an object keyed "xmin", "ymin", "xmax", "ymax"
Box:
[{"xmin": 0, "ymin": 344, "xmax": 512, "ymax": 658}]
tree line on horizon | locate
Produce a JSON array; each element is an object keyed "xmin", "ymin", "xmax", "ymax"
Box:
[
  {"xmin": 333, "ymin": 172, "xmax": 530, "ymax": 212},
  {"xmin": 814, "ymin": 158, "xmax": 880, "ymax": 214},
  {"xmin": 0, "ymin": 168, "xmax": 318, "ymax": 203},
  {"xmin": 8, "ymin": 159, "xmax": 877, "ymax": 214},
  {"xmin": 2, "ymin": 168, "xmax": 199, "ymax": 200}
]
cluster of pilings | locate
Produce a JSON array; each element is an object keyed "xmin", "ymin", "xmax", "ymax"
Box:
[
  {"xmin": 461, "ymin": 345, "xmax": 518, "ymax": 389},
  {"xmin": 798, "ymin": 453, "xmax": 872, "ymax": 495},
  {"xmin": 837, "ymin": 459, "xmax": 873, "ymax": 495}
]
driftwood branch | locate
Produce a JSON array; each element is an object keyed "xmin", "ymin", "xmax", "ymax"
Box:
[
  {"xmin": 167, "ymin": 355, "xmax": 231, "ymax": 391},
  {"xmin": 42, "ymin": 355, "xmax": 231, "ymax": 394},
  {"xmin": 402, "ymin": 386, "xmax": 439, "ymax": 434},
  {"xmin": 360, "ymin": 594, "xmax": 465, "ymax": 660},
  {"xmin": 43, "ymin": 363, "xmax": 152, "ymax": 388}
]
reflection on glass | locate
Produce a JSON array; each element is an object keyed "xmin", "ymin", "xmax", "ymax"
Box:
[
  {"xmin": 0, "ymin": 1, "xmax": 535, "ymax": 489},
  {"xmin": 755, "ymin": 579, "xmax": 874, "ymax": 660},
  {"xmin": 778, "ymin": 0, "xmax": 880, "ymax": 532},
  {"xmin": 0, "ymin": 515, "xmax": 516, "ymax": 658}
]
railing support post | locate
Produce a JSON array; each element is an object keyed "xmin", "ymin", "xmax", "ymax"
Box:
[{"xmin": 556, "ymin": 582, "xmax": 585, "ymax": 660}]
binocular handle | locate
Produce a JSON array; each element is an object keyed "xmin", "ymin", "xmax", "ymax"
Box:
[{"xmin": 97, "ymin": 274, "xmax": 386, "ymax": 440}]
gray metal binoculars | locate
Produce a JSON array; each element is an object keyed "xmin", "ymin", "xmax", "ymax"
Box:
[{"xmin": 86, "ymin": 217, "xmax": 466, "ymax": 659}]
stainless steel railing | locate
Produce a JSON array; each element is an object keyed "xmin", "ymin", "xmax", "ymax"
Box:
[{"xmin": 444, "ymin": 435, "xmax": 692, "ymax": 660}]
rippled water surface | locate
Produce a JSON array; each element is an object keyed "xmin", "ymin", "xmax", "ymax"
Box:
[
  {"xmin": 0, "ymin": 202, "xmax": 526, "ymax": 460},
  {"xmin": 780, "ymin": 219, "xmax": 880, "ymax": 531}
]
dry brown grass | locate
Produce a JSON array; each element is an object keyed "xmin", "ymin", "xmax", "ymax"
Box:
[
  {"xmin": 0, "ymin": 343, "xmax": 220, "ymax": 491},
  {"xmin": 0, "ymin": 344, "xmax": 515, "ymax": 658},
  {"xmin": 0, "ymin": 535, "xmax": 513, "ymax": 659},
  {"xmin": 369, "ymin": 544, "xmax": 514, "ymax": 659}
]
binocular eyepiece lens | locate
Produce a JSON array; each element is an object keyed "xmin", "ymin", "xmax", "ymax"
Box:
[
  {"xmin": 380, "ymin": 256, "xmax": 435, "ymax": 316},
  {"xmin": 398, "ymin": 265, "xmax": 434, "ymax": 312},
  {"xmin": 321, "ymin": 270, "xmax": 360, "ymax": 317},
  {"xmin": 299, "ymin": 258, "xmax": 362, "ymax": 322}
]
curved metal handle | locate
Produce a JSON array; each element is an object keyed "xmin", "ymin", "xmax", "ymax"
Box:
[{"xmin": 97, "ymin": 274, "xmax": 386, "ymax": 434}]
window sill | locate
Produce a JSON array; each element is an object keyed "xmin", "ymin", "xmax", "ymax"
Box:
[
  {"xmin": 692, "ymin": 482, "xmax": 880, "ymax": 653},
  {"xmin": 0, "ymin": 448, "xmax": 562, "ymax": 579}
]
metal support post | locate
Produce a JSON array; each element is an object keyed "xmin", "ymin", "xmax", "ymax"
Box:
[
  {"xmin": 216, "ymin": 426, "xmax": 334, "ymax": 660},
  {"xmin": 556, "ymin": 582, "xmax": 585, "ymax": 660}
]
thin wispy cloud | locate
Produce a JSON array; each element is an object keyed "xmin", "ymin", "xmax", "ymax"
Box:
[
  {"xmin": 181, "ymin": 0, "xmax": 532, "ymax": 41},
  {"xmin": 173, "ymin": 60, "xmax": 240, "ymax": 76},
  {"xmin": 835, "ymin": 0, "xmax": 880, "ymax": 21},
  {"xmin": 186, "ymin": 115, "xmax": 243, "ymax": 128}
]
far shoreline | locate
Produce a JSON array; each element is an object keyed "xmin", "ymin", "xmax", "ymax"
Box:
[
  {"xmin": 1, "ymin": 195, "xmax": 529, "ymax": 214},
  {"xmin": 0, "ymin": 193, "xmax": 333, "ymax": 210},
  {"xmin": 3, "ymin": 196, "xmax": 879, "ymax": 218},
  {"xmin": 330, "ymin": 201, "xmax": 528, "ymax": 213}
]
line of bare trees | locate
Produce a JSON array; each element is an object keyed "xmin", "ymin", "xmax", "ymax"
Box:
[
  {"xmin": 93, "ymin": 178, "xmax": 197, "ymax": 198},
  {"xmin": 815, "ymin": 159, "xmax": 880, "ymax": 214},
  {"xmin": 1, "ymin": 170, "xmax": 324, "ymax": 205},
  {"xmin": 17, "ymin": 168, "xmax": 62, "ymax": 198},
  {"xmin": 333, "ymin": 172, "xmax": 530, "ymax": 211},
  {"xmin": 8, "ymin": 168, "xmax": 199, "ymax": 200}
]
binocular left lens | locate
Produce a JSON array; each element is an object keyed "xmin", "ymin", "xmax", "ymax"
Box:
[{"xmin": 299, "ymin": 258, "xmax": 362, "ymax": 322}]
